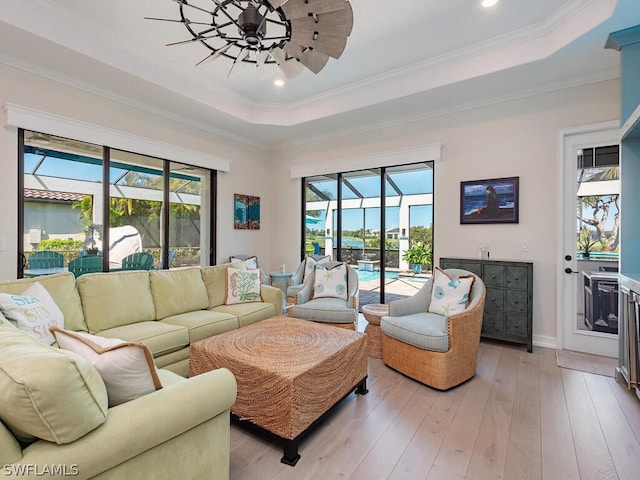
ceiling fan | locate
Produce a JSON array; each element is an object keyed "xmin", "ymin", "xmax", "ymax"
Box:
[{"xmin": 147, "ymin": 0, "xmax": 354, "ymax": 79}]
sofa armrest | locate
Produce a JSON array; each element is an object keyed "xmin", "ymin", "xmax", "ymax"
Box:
[
  {"xmin": 260, "ymin": 284, "xmax": 284, "ymax": 315},
  {"xmin": 17, "ymin": 369, "xmax": 237, "ymax": 479}
]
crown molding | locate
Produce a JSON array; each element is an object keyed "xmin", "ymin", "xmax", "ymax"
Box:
[
  {"xmin": 289, "ymin": 144, "xmax": 443, "ymax": 179},
  {"xmin": 2, "ymin": 103, "xmax": 231, "ymax": 172}
]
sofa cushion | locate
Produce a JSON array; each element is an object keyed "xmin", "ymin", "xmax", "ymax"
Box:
[
  {"xmin": 0, "ymin": 282, "xmax": 64, "ymax": 345},
  {"xmin": 212, "ymin": 302, "xmax": 276, "ymax": 328},
  {"xmin": 200, "ymin": 262, "xmax": 244, "ymax": 308},
  {"xmin": 0, "ymin": 327, "xmax": 108, "ymax": 445},
  {"xmin": 428, "ymin": 267, "xmax": 475, "ymax": 316},
  {"xmin": 225, "ymin": 267, "xmax": 262, "ymax": 305},
  {"xmin": 51, "ymin": 327, "xmax": 163, "ymax": 407},
  {"xmin": 150, "ymin": 268, "xmax": 209, "ymax": 320},
  {"xmin": 96, "ymin": 321, "xmax": 189, "ymax": 358},
  {"xmin": 161, "ymin": 310, "xmax": 239, "ymax": 343},
  {"xmin": 0, "ymin": 272, "xmax": 87, "ymax": 332},
  {"xmin": 381, "ymin": 312, "xmax": 449, "ymax": 352},
  {"xmin": 77, "ymin": 271, "xmax": 156, "ymax": 333}
]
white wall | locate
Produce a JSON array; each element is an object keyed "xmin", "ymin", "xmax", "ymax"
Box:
[
  {"xmin": 270, "ymin": 79, "xmax": 621, "ymax": 347},
  {"xmin": 0, "ymin": 62, "xmax": 273, "ymax": 279},
  {"xmin": 0, "ymin": 59, "xmax": 622, "ymax": 347}
]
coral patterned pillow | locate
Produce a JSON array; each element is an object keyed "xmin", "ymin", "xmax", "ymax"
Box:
[
  {"xmin": 225, "ymin": 267, "xmax": 262, "ymax": 305},
  {"xmin": 313, "ymin": 262, "xmax": 348, "ymax": 300},
  {"xmin": 428, "ymin": 267, "xmax": 475, "ymax": 316}
]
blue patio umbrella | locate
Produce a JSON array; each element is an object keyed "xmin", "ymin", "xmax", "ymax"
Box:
[{"xmin": 305, "ymin": 215, "xmax": 321, "ymax": 225}]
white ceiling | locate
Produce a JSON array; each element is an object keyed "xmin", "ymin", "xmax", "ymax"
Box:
[{"xmin": 0, "ymin": 0, "xmax": 639, "ymax": 149}]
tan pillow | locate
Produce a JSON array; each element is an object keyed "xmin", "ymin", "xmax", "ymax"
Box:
[
  {"xmin": 0, "ymin": 282, "xmax": 64, "ymax": 345},
  {"xmin": 225, "ymin": 266, "xmax": 262, "ymax": 305},
  {"xmin": 50, "ymin": 327, "xmax": 162, "ymax": 407},
  {"xmin": 0, "ymin": 328, "xmax": 108, "ymax": 445}
]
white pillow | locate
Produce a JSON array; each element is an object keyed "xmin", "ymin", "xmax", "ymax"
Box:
[
  {"xmin": 225, "ymin": 266, "xmax": 262, "ymax": 305},
  {"xmin": 313, "ymin": 262, "xmax": 348, "ymax": 300},
  {"xmin": 303, "ymin": 255, "xmax": 331, "ymax": 282},
  {"xmin": 428, "ymin": 267, "xmax": 475, "ymax": 316},
  {"xmin": 50, "ymin": 327, "xmax": 163, "ymax": 407},
  {"xmin": 0, "ymin": 282, "xmax": 64, "ymax": 345},
  {"xmin": 230, "ymin": 256, "xmax": 258, "ymax": 270}
]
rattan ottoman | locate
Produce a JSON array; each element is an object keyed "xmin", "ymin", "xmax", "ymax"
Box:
[{"xmin": 188, "ymin": 315, "xmax": 368, "ymax": 465}]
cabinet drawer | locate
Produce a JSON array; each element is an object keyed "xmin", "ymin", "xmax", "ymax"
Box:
[
  {"xmin": 483, "ymin": 311, "xmax": 504, "ymax": 335},
  {"xmin": 506, "ymin": 266, "xmax": 528, "ymax": 290},
  {"xmin": 483, "ymin": 265, "xmax": 506, "ymax": 288},
  {"xmin": 440, "ymin": 260, "xmax": 482, "ymax": 276},
  {"xmin": 485, "ymin": 288, "xmax": 504, "ymax": 310},
  {"xmin": 505, "ymin": 291, "xmax": 528, "ymax": 314},
  {"xmin": 505, "ymin": 314, "xmax": 528, "ymax": 338}
]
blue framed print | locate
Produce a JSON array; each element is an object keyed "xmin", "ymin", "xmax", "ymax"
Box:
[{"xmin": 460, "ymin": 176, "xmax": 519, "ymax": 224}]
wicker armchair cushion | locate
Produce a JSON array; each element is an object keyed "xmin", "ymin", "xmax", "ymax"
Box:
[
  {"xmin": 380, "ymin": 312, "xmax": 449, "ymax": 352},
  {"xmin": 289, "ymin": 297, "xmax": 357, "ymax": 324}
]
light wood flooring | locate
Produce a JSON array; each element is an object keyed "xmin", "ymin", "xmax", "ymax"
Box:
[{"xmin": 229, "ymin": 340, "xmax": 640, "ymax": 480}]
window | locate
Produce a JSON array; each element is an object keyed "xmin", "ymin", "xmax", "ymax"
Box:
[
  {"xmin": 303, "ymin": 162, "xmax": 434, "ymax": 306},
  {"xmin": 19, "ymin": 130, "xmax": 216, "ymax": 276}
]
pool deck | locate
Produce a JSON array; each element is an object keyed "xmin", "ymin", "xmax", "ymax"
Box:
[{"xmin": 356, "ymin": 268, "xmax": 431, "ymax": 309}]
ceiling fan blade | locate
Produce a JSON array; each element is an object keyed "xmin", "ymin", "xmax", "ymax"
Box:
[
  {"xmin": 170, "ymin": 0, "xmax": 214, "ymax": 16},
  {"xmin": 283, "ymin": 44, "xmax": 329, "ymax": 74},
  {"xmin": 270, "ymin": 48, "xmax": 305, "ymax": 80},
  {"xmin": 266, "ymin": 0, "xmax": 289, "ymax": 8},
  {"xmin": 195, "ymin": 43, "xmax": 234, "ymax": 66},
  {"xmin": 166, "ymin": 34, "xmax": 221, "ymax": 46},
  {"xmin": 281, "ymin": 0, "xmax": 348, "ymax": 19},
  {"xmin": 289, "ymin": 21, "xmax": 348, "ymax": 58},
  {"xmin": 227, "ymin": 48, "xmax": 251, "ymax": 78}
]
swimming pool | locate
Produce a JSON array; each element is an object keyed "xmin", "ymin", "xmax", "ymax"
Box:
[
  {"xmin": 355, "ymin": 269, "xmax": 430, "ymax": 283},
  {"xmin": 356, "ymin": 269, "xmax": 399, "ymax": 282}
]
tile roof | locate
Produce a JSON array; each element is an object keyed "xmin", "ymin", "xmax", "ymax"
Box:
[{"xmin": 24, "ymin": 188, "xmax": 86, "ymax": 202}]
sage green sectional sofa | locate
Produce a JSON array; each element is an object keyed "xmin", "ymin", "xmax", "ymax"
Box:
[{"xmin": 0, "ymin": 262, "xmax": 284, "ymax": 479}]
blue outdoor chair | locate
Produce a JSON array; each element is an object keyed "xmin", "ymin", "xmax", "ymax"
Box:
[
  {"xmin": 68, "ymin": 255, "xmax": 103, "ymax": 278},
  {"xmin": 28, "ymin": 251, "xmax": 64, "ymax": 269},
  {"xmin": 121, "ymin": 252, "xmax": 155, "ymax": 271}
]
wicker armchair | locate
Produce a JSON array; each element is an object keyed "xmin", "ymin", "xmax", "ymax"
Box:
[{"xmin": 380, "ymin": 268, "xmax": 486, "ymax": 390}]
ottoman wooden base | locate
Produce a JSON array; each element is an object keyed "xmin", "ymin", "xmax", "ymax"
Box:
[{"xmin": 189, "ymin": 315, "xmax": 368, "ymax": 465}]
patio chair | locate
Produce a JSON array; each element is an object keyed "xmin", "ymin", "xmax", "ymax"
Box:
[
  {"xmin": 288, "ymin": 261, "xmax": 359, "ymax": 329},
  {"xmin": 380, "ymin": 268, "xmax": 486, "ymax": 390},
  {"xmin": 121, "ymin": 252, "xmax": 155, "ymax": 271},
  {"xmin": 68, "ymin": 255, "xmax": 103, "ymax": 278},
  {"xmin": 156, "ymin": 249, "xmax": 176, "ymax": 269},
  {"xmin": 28, "ymin": 251, "xmax": 64, "ymax": 269}
]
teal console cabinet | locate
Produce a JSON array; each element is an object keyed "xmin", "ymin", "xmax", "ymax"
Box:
[{"xmin": 440, "ymin": 258, "xmax": 533, "ymax": 352}]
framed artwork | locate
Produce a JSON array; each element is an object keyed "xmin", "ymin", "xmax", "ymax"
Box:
[
  {"xmin": 460, "ymin": 176, "xmax": 519, "ymax": 224},
  {"xmin": 234, "ymin": 194, "xmax": 260, "ymax": 230}
]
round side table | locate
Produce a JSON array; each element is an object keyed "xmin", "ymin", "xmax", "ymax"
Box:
[{"xmin": 361, "ymin": 303, "xmax": 389, "ymax": 358}]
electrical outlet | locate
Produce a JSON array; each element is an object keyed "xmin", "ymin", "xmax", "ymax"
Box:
[{"xmin": 520, "ymin": 240, "xmax": 529, "ymax": 252}]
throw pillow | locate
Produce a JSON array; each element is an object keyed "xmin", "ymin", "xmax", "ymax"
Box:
[
  {"xmin": 50, "ymin": 327, "xmax": 162, "ymax": 407},
  {"xmin": 0, "ymin": 327, "xmax": 108, "ymax": 445},
  {"xmin": 0, "ymin": 282, "xmax": 64, "ymax": 345},
  {"xmin": 428, "ymin": 267, "xmax": 475, "ymax": 316},
  {"xmin": 230, "ymin": 256, "xmax": 258, "ymax": 270},
  {"xmin": 303, "ymin": 255, "xmax": 331, "ymax": 282},
  {"xmin": 225, "ymin": 267, "xmax": 262, "ymax": 305},
  {"xmin": 313, "ymin": 262, "xmax": 348, "ymax": 300}
]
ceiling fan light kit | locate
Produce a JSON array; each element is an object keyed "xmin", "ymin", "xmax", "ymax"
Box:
[{"xmin": 149, "ymin": 0, "xmax": 354, "ymax": 79}]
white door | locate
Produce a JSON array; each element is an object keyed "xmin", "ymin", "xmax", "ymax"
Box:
[{"xmin": 558, "ymin": 122, "xmax": 619, "ymax": 357}]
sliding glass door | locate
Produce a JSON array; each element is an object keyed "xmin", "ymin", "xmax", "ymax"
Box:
[{"xmin": 303, "ymin": 162, "xmax": 434, "ymax": 307}]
